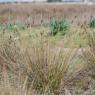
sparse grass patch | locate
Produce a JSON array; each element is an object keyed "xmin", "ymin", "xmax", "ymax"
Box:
[{"xmin": 83, "ymin": 30, "xmax": 95, "ymax": 74}]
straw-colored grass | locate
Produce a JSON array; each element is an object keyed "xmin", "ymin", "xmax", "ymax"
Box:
[{"xmin": 0, "ymin": 33, "xmax": 77, "ymax": 95}]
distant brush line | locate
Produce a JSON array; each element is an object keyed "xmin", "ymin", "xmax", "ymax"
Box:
[{"xmin": 0, "ymin": 0, "xmax": 95, "ymax": 4}]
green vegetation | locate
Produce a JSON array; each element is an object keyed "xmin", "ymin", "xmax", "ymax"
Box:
[
  {"xmin": 89, "ymin": 18, "xmax": 95, "ymax": 28},
  {"xmin": 0, "ymin": 23, "xmax": 26, "ymax": 31},
  {"xmin": 49, "ymin": 18, "xmax": 70, "ymax": 36}
]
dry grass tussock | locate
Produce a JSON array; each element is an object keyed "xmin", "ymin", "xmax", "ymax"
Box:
[{"xmin": 0, "ymin": 34, "xmax": 76, "ymax": 95}]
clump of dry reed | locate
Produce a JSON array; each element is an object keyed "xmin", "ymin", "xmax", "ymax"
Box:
[{"xmin": 0, "ymin": 33, "xmax": 75, "ymax": 95}]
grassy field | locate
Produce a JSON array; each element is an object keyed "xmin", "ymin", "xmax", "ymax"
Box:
[
  {"xmin": 0, "ymin": 3, "xmax": 95, "ymax": 25},
  {"xmin": 0, "ymin": 25, "xmax": 89, "ymax": 48},
  {"xmin": 0, "ymin": 3, "xmax": 95, "ymax": 95}
]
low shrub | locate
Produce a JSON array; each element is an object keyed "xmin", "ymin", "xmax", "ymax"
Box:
[
  {"xmin": 89, "ymin": 18, "xmax": 95, "ymax": 28},
  {"xmin": 49, "ymin": 17, "xmax": 70, "ymax": 36}
]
